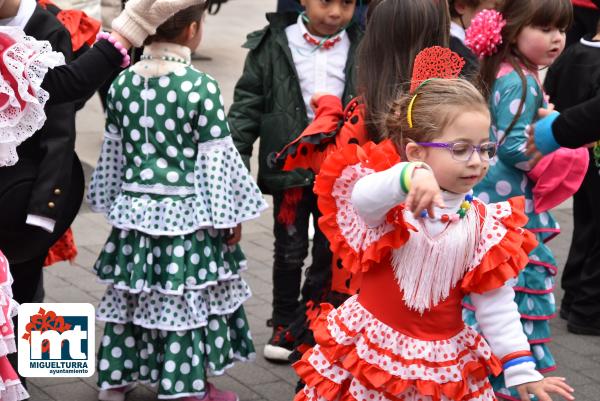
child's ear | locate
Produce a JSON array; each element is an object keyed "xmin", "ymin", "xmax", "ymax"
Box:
[
  {"xmin": 188, "ymin": 21, "xmax": 200, "ymax": 41},
  {"xmin": 405, "ymin": 142, "xmax": 426, "ymax": 162}
]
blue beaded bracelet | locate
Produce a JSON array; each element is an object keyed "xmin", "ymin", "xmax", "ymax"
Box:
[{"xmin": 502, "ymin": 356, "xmax": 536, "ymax": 370}]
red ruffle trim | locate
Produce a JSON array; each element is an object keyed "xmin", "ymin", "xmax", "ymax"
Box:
[
  {"xmin": 44, "ymin": 228, "xmax": 77, "ymax": 267},
  {"xmin": 57, "ymin": 9, "xmax": 101, "ymax": 51},
  {"xmin": 293, "ymin": 304, "xmax": 501, "ymax": 401},
  {"xmin": 38, "ymin": 0, "xmax": 101, "ymax": 51},
  {"xmin": 314, "ymin": 140, "xmax": 412, "ymax": 275},
  {"xmin": 461, "ymin": 197, "xmax": 537, "ymax": 294},
  {"xmin": 277, "ymin": 96, "xmax": 368, "ymax": 175}
]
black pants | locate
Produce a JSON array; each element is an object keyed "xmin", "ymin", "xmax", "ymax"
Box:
[
  {"xmin": 10, "ymin": 253, "xmax": 46, "ymax": 305},
  {"xmin": 271, "ymin": 187, "xmax": 332, "ymax": 327},
  {"xmin": 562, "ymin": 149, "xmax": 600, "ymax": 320},
  {"xmin": 566, "ymin": 6, "xmax": 600, "ymax": 47}
]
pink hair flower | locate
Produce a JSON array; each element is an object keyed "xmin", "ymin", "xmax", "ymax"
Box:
[{"xmin": 465, "ymin": 9, "xmax": 506, "ymax": 58}]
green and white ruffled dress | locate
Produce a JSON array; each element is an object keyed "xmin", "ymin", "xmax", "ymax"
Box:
[{"xmin": 87, "ymin": 49, "xmax": 267, "ymax": 398}]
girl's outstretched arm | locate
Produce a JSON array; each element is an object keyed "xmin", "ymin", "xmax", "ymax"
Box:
[
  {"xmin": 472, "ymin": 286, "xmax": 574, "ymax": 401},
  {"xmin": 351, "ymin": 162, "xmax": 443, "ymax": 226}
]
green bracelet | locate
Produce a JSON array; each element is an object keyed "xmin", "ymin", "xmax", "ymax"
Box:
[{"xmin": 400, "ymin": 163, "xmax": 412, "ymax": 193}]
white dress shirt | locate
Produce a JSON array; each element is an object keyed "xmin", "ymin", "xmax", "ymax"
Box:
[
  {"xmin": 450, "ymin": 21, "xmax": 466, "ymax": 44},
  {"xmin": 285, "ymin": 15, "xmax": 350, "ymax": 121},
  {"xmin": 0, "ymin": 0, "xmax": 36, "ymax": 29}
]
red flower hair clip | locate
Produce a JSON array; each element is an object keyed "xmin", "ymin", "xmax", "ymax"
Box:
[
  {"xmin": 407, "ymin": 46, "xmax": 465, "ymax": 128},
  {"xmin": 465, "ymin": 9, "xmax": 506, "ymax": 58},
  {"xmin": 409, "ymin": 46, "xmax": 465, "ymax": 94}
]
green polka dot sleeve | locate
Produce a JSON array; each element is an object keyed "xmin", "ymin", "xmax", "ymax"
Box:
[
  {"xmin": 87, "ymin": 83, "xmax": 124, "ymax": 213},
  {"xmin": 189, "ymin": 74, "xmax": 268, "ymax": 229},
  {"xmin": 193, "ymin": 75, "xmax": 230, "ymax": 143}
]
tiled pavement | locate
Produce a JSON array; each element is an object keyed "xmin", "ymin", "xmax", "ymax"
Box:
[{"xmin": 22, "ymin": 1, "xmax": 600, "ymax": 400}]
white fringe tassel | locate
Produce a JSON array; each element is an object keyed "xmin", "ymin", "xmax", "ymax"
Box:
[{"xmin": 391, "ymin": 207, "xmax": 482, "ymax": 314}]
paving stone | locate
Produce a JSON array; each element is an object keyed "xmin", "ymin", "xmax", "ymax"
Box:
[
  {"xmin": 573, "ymin": 383, "xmax": 600, "ymax": 401},
  {"xmin": 42, "ymin": 379, "xmax": 97, "ymax": 400},
  {"xmin": 47, "ymin": 284, "xmax": 97, "ymax": 304},
  {"xmin": 28, "ymin": 376, "xmax": 81, "ymax": 388},
  {"xmin": 251, "ymin": 379, "xmax": 296, "ymax": 401},
  {"xmin": 208, "ymin": 374, "xmax": 262, "ymax": 401},
  {"xmin": 226, "ymin": 362, "xmax": 282, "ymax": 385},
  {"xmin": 126, "ymin": 384, "xmax": 159, "ymax": 401},
  {"xmin": 24, "ymin": 382, "xmax": 53, "ymax": 401}
]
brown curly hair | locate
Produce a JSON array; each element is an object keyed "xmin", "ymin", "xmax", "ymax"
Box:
[{"xmin": 383, "ymin": 79, "xmax": 489, "ymax": 158}]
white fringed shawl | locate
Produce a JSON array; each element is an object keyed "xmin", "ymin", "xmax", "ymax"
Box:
[{"xmin": 391, "ymin": 205, "xmax": 481, "ymax": 314}]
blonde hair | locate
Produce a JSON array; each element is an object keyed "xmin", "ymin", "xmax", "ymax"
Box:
[{"xmin": 384, "ymin": 79, "xmax": 489, "ymax": 158}]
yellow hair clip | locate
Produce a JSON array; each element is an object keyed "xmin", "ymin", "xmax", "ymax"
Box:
[
  {"xmin": 406, "ymin": 78, "xmax": 433, "ymax": 129},
  {"xmin": 407, "ymin": 93, "xmax": 418, "ymax": 129}
]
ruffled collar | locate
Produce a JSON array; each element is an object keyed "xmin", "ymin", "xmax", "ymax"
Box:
[
  {"xmin": 142, "ymin": 42, "xmax": 192, "ymax": 64},
  {"xmin": 132, "ymin": 42, "xmax": 192, "ymax": 78}
]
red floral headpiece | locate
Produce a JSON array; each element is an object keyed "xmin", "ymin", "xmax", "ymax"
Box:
[
  {"xmin": 409, "ymin": 46, "xmax": 465, "ymax": 94},
  {"xmin": 407, "ymin": 46, "xmax": 465, "ymax": 128}
]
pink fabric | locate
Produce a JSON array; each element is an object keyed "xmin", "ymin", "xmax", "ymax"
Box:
[
  {"xmin": 571, "ymin": 0, "xmax": 598, "ymax": 9},
  {"xmin": 527, "ymin": 148, "xmax": 589, "ymax": 213},
  {"xmin": 0, "ymin": 251, "xmax": 28, "ymax": 400}
]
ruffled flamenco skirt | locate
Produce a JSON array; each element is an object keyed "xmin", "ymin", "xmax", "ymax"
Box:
[
  {"xmin": 463, "ymin": 223, "xmax": 558, "ymax": 401},
  {"xmin": 0, "ymin": 252, "xmax": 29, "ymax": 400},
  {"xmin": 294, "ymin": 296, "xmax": 503, "ymax": 401},
  {"xmin": 94, "ymin": 227, "xmax": 255, "ymax": 399}
]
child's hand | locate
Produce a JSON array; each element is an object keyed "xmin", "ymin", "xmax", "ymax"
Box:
[
  {"xmin": 405, "ymin": 167, "xmax": 445, "ymax": 218},
  {"xmin": 516, "ymin": 377, "xmax": 574, "ymax": 401},
  {"xmin": 525, "ymin": 125, "xmax": 544, "ymax": 168},
  {"xmin": 226, "ymin": 224, "xmax": 242, "ymax": 245},
  {"xmin": 310, "ymin": 92, "xmax": 334, "ymax": 112}
]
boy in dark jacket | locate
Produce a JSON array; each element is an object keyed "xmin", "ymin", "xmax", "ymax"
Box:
[
  {"xmin": 228, "ymin": 0, "xmax": 361, "ymax": 362},
  {"xmin": 544, "ymin": 18, "xmax": 600, "ymax": 336}
]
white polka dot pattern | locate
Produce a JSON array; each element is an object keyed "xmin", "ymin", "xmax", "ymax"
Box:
[
  {"xmin": 332, "ymin": 164, "xmax": 397, "ymax": 252},
  {"xmin": 296, "ymin": 296, "xmax": 497, "ymax": 401}
]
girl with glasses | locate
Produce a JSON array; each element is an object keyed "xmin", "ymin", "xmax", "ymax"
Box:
[{"xmin": 293, "ymin": 48, "xmax": 574, "ymax": 401}]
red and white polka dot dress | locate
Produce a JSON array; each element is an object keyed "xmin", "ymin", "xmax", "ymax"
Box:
[{"xmin": 294, "ymin": 141, "xmax": 538, "ymax": 401}]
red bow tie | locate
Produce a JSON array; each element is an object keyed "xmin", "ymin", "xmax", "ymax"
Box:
[{"xmin": 303, "ymin": 33, "xmax": 341, "ymax": 50}]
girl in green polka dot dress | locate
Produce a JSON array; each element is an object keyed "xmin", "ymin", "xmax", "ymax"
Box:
[{"xmin": 87, "ymin": 4, "xmax": 268, "ymax": 401}]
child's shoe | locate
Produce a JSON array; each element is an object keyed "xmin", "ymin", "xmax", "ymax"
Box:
[
  {"xmin": 263, "ymin": 325, "xmax": 294, "ymax": 363},
  {"xmin": 179, "ymin": 383, "xmax": 239, "ymax": 401},
  {"xmin": 98, "ymin": 383, "xmax": 136, "ymax": 401}
]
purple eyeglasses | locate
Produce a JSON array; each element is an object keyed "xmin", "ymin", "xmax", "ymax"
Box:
[{"xmin": 415, "ymin": 141, "xmax": 498, "ymax": 162}]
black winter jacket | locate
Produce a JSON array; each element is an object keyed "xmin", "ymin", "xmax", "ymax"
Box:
[{"xmin": 228, "ymin": 12, "xmax": 362, "ymax": 194}]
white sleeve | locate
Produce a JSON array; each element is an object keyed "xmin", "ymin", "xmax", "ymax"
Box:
[
  {"xmin": 26, "ymin": 214, "xmax": 56, "ymax": 233},
  {"xmin": 471, "ymin": 285, "xmax": 544, "ymax": 388},
  {"xmin": 351, "ymin": 162, "xmax": 408, "ymax": 227}
]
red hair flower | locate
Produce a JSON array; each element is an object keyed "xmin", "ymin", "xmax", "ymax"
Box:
[
  {"xmin": 410, "ymin": 46, "xmax": 465, "ymax": 93},
  {"xmin": 465, "ymin": 9, "xmax": 506, "ymax": 58}
]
